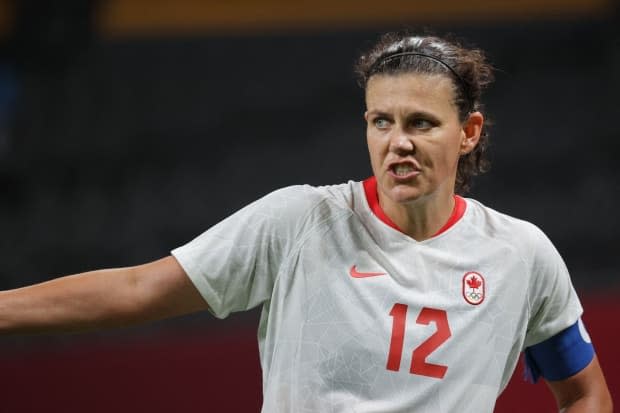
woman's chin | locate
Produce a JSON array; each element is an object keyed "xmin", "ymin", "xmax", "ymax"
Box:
[{"xmin": 383, "ymin": 185, "xmax": 425, "ymax": 205}]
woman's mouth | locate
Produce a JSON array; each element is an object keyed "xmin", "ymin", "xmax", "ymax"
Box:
[
  {"xmin": 394, "ymin": 164, "xmax": 414, "ymax": 176},
  {"xmin": 388, "ymin": 162, "xmax": 421, "ymax": 180}
]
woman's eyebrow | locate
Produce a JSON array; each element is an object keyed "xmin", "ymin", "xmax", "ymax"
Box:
[
  {"xmin": 367, "ymin": 109, "xmax": 439, "ymax": 120},
  {"xmin": 366, "ymin": 109, "xmax": 390, "ymax": 116},
  {"xmin": 407, "ymin": 111, "xmax": 440, "ymax": 122}
]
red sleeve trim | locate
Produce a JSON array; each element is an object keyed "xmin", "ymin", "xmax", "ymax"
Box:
[{"xmin": 362, "ymin": 176, "xmax": 466, "ymax": 237}]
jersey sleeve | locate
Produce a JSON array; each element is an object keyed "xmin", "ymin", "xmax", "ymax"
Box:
[
  {"xmin": 523, "ymin": 225, "xmax": 584, "ymax": 348},
  {"xmin": 171, "ymin": 185, "xmax": 316, "ymax": 319}
]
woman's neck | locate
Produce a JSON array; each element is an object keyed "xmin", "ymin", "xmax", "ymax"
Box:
[{"xmin": 378, "ymin": 186, "xmax": 456, "ymax": 241}]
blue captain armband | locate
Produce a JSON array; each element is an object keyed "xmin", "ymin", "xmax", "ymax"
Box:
[{"xmin": 524, "ymin": 318, "xmax": 595, "ymax": 383}]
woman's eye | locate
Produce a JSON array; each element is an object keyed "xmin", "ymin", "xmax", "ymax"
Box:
[
  {"xmin": 412, "ymin": 118, "xmax": 434, "ymax": 129},
  {"xmin": 374, "ymin": 118, "xmax": 390, "ymax": 129}
]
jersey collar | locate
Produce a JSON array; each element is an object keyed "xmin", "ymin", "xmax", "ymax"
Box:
[{"xmin": 362, "ymin": 176, "xmax": 466, "ymax": 237}]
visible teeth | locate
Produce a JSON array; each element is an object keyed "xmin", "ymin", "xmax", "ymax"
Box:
[{"xmin": 394, "ymin": 165, "xmax": 414, "ymax": 176}]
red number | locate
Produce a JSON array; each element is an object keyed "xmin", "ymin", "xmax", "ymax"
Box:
[
  {"xmin": 386, "ymin": 303, "xmax": 408, "ymax": 371},
  {"xmin": 386, "ymin": 304, "xmax": 452, "ymax": 379},
  {"xmin": 410, "ymin": 307, "xmax": 451, "ymax": 379}
]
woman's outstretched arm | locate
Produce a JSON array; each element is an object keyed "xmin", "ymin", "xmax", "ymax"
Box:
[{"xmin": 0, "ymin": 256, "xmax": 208, "ymax": 334}]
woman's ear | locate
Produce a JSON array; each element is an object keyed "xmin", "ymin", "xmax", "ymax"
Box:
[{"xmin": 460, "ymin": 111, "xmax": 484, "ymax": 155}]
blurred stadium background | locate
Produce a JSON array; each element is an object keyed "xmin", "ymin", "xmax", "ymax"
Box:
[{"xmin": 0, "ymin": 0, "xmax": 618, "ymax": 411}]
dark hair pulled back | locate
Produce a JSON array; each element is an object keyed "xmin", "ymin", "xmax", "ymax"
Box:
[{"xmin": 355, "ymin": 31, "xmax": 494, "ymax": 194}]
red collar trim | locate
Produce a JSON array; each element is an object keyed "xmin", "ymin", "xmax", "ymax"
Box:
[
  {"xmin": 362, "ymin": 176, "xmax": 466, "ymax": 237},
  {"xmin": 363, "ymin": 177, "xmax": 401, "ymax": 232},
  {"xmin": 434, "ymin": 192, "xmax": 466, "ymax": 237}
]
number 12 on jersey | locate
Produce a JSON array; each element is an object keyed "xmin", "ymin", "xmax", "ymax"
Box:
[{"xmin": 386, "ymin": 304, "xmax": 452, "ymax": 379}]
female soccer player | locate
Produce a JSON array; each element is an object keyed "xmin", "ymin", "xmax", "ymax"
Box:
[{"xmin": 0, "ymin": 32, "xmax": 612, "ymax": 412}]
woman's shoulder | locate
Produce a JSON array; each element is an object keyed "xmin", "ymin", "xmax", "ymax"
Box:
[
  {"xmin": 463, "ymin": 197, "xmax": 551, "ymax": 247},
  {"xmin": 266, "ymin": 180, "xmax": 359, "ymax": 210}
]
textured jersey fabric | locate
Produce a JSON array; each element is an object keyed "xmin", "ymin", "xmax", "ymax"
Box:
[{"xmin": 171, "ymin": 180, "xmax": 583, "ymax": 413}]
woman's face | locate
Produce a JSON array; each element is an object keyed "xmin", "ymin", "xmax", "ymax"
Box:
[{"xmin": 365, "ymin": 73, "xmax": 482, "ymax": 206}]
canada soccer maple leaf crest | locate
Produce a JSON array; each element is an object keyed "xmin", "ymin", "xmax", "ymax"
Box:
[
  {"xmin": 462, "ymin": 272, "xmax": 485, "ymax": 305},
  {"xmin": 466, "ymin": 275, "xmax": 482, "ymax": 290}
]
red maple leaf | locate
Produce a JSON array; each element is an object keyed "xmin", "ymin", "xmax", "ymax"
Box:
[{"xmin": 467, "ymin": 275, "xmax": 482, "ymax": 290}]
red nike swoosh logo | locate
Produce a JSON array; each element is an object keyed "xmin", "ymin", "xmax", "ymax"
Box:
[{"xmin": 349, "ymin": 265, "xmax": 387, "ymax": 278}]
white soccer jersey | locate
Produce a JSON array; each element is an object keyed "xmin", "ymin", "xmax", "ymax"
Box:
[{"xmin": 172, "ymin": 178, "xmax": 582, "ymax": 413}]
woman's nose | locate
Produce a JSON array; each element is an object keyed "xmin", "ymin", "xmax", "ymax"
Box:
[{"xmin": 389, "ymin": 133, "xmax": 415, "ymax": 154}]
